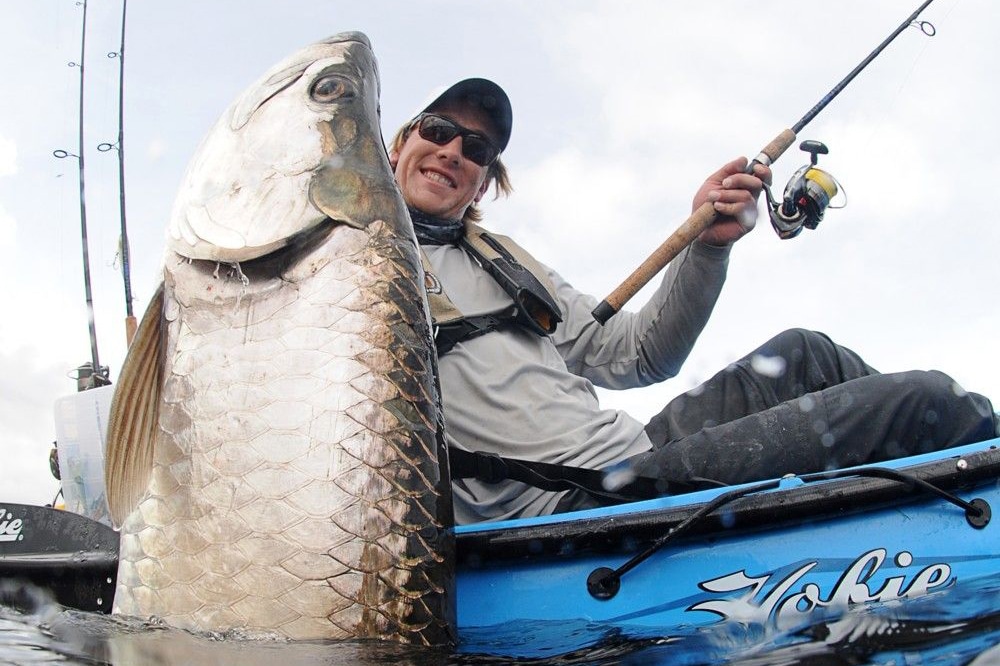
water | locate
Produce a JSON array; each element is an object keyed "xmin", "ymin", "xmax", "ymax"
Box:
[{"xmin": 2, "ymin": 573, "xmax": 998, "ymax": 666}]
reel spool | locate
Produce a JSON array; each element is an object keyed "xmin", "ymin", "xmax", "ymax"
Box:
[{"xmin": 765, "ymin": 140, "xmax": 846, "ymax": 239}]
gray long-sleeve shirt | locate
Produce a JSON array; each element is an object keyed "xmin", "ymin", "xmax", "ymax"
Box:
[{"xmin": 424, "ymin": 237, "xmax": 731, "ymax": 523}]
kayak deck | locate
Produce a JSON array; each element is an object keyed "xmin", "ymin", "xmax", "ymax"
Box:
[{"xmin": 454, "ymin": 438, "xmax": 999, "ymax": 655}]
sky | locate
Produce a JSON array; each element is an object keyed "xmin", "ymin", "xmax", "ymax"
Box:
[{"xmin": 0, "ymin": 0, "xmax": 997, "ymax": 508}]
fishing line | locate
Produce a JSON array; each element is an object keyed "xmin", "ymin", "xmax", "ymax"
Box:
[
  {"xmin": 849, "ymin": 1, "xmax": 955, "ymax": 164},
  {"xmin": 591, "ymin": 0, "xmax": 941, "ymax": 324},
  {"xmin": 789, "ymin": 0, "xmax": 936, "ymax": 135}
]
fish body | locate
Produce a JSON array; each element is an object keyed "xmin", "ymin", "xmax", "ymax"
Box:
[{"xmin": 104, "ymin": 32, "xmax": 455, "ymax": 645}]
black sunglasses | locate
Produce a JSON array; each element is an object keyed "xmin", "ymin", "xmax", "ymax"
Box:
[{"xmin": 410, "ymin": 113, "xmax": 500, "ymax": 167}]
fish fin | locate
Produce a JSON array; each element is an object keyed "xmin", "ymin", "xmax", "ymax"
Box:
[{"xmin": 105, "ymin": 284, "xmax": 165, "ymax": 527}]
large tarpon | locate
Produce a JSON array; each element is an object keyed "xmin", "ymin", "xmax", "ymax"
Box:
[{"xmin": 103, "ymin": 32, "xmax": 455, "ymax": 645}]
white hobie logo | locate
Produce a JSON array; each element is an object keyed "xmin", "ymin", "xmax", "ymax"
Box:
[
  {"xmin": 691, "ymin": 548, "xmax": 951, "ymax": 626},
  {"xmin": 0, "ymin": 510, "xmax": 24, "ymax": 542}
]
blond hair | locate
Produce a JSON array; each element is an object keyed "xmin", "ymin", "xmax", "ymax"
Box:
[{"xmin": 388, "ymin": 121, "xmax": 512, "ymax": 223}]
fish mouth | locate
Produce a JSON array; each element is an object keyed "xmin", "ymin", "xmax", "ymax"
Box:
[{"xmin": 180, "ymin": 218, "xmax": 342, "ymax": 284}]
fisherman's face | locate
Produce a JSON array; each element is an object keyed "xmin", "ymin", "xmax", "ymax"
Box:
[{"xmin": 390, "ymin": 105, "xmax": 493, "ymax": 221}]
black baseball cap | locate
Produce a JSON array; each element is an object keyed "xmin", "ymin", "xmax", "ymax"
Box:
[{"xmin": 420, "ymin": 78, "xmax": 513, "ymax": 152}]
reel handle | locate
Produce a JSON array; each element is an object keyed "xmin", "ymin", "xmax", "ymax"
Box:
[{"xmin": 592, "ymin": 129, "xmax": 796, "ymax": 324}]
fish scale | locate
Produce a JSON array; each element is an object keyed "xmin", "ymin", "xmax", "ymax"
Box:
[
  {"xmin": 105, "ymin": 33, "xmax": 454, "ymax": 645},
  {"xmin": 115, "ymin": 223, "xmax": 450, "ymax": 641}
]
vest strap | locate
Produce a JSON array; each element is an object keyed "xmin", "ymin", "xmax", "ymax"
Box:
[
  {"xmin": 422, "ymin": 223, "xmax": 564, "ymax": 355},
  {"xmin": 434, "ymin": 309, "xmax": 518, "ymax": 356},
  {"xmin": 460, "ymin": 231, "xmax": 563, "ymax": 336},
  {"xmin": 448, "ymin": 447, "xmax": 674, "ymax": 505}
]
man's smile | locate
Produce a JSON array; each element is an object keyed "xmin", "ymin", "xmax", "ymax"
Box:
[{"xmin": 421, "ymin": 167, "xmax": 457, "ymax": 188}]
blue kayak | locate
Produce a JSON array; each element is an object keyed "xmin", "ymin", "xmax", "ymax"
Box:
[
  {"xmin": 453, "ymin": 437, "xmax": 999, "ymax": 655},
  {"xmin": 1, "ymin": 437, "xmax": 997, "ymax": 658}
]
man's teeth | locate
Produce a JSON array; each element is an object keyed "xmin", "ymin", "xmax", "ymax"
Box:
[{"xmin": 424, "ymin": 170, "xmax": 455, "ymax": 187}]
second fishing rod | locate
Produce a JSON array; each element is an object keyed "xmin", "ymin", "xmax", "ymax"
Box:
[{"xmin": 591, "ymin": 0, "xmax": 938, "ymax": 325}]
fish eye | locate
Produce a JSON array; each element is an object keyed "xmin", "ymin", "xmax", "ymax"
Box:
[{"xmin": 310, "ymin": 75, "xmax": 351, "ymax": 103}]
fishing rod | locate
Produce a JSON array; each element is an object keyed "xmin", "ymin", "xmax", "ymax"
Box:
[
  {"xmin": 591, "ymin": 0, "xmax": 938, "ymax": 325},
  {"xmin": 53, "ymin": 0, "xmax": 110, "ymax": 389},
  {"xmin": 97, "ymin": 0, "xmax": 136, "ymax": 346}
]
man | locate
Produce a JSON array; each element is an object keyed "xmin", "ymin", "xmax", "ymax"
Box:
[{"xmin": 387, "ymin": 78, "xmax": 998, "ymax": 524}]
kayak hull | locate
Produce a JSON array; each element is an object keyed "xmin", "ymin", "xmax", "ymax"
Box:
[
  {"xmin": 2, "ymin": 438, "xmax": 997, "ymax": 657},
  {"xmin": 0, "ymin": 501, "xmax": 118, "ymax": 613},
  {"xmin": 454, "ymin": 438, "xmax": 1000, "ymax": 655}
]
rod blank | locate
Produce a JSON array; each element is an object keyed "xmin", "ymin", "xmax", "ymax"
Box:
[{"xmin": 592, "ymin": 0, "xmax": 937, "ymax": 324}]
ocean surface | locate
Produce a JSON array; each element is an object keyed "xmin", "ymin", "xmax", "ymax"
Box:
[{"xmin": 1, "ymin": 572, "xmax": 998, "ymax": 666}]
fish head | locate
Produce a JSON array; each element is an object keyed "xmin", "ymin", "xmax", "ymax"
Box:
[{"xmin": 167, "ymin": 31, "xmax": 407, "ymax": 263}]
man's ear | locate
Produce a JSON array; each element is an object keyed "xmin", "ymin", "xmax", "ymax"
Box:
[{"xmin": 473, "ymin": 177, "xmax": 491, "ymax": 203}]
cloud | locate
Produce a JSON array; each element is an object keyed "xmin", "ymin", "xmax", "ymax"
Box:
[
  {"xmin": 0, "ymin": 205, "xmax": 14, "ymax": 250},
  {"xmin": 0, "ymin": 346, "xmax": 69, "ymax": 507},
  {"xmin": 0, "ymin": 133, "xmax": 16, "ymax": 177},
  {"xmin": 0, "ymin": 133, "xmax": 19, "ymax": 249}
]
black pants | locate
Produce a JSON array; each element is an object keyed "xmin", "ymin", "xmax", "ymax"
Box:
[{"xmin": 631, "ymin": 328, "xmax": 996, "ymax": 492}]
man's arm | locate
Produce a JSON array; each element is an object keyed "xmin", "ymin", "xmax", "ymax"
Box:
[
  {"xmin": 552, "ymin": 157, "xmax": 769, "ymax": 388},
  {"xmin": 552, "ymin": 239, "xmax": 729, "ymax": 389}
]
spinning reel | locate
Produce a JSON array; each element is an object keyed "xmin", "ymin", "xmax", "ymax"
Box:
[{"xmin": 764, "ymin": 140, "xmax": 846, "ymax": 239}]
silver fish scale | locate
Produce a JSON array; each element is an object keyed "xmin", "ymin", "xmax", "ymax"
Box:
[{"xmin": 113, "ymin": 221, "xmax": 454, "ymax": 643}]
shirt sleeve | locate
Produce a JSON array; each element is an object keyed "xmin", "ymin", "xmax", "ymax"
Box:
[{"xmin": 550, "ymin": 240, "xmax": 731, "ymax": 389}]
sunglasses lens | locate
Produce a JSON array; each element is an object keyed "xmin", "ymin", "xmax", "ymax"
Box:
[
  {"xmin": 418, "ymin": 116, "xmax": 459, "ymax": 145},
  {"xmin": 461, "ymin": 136, "xmax": 497, "ymax": 167},
  {"xmin": 415, "ymin": 115, "xmax": 498, "ymax": 167}
]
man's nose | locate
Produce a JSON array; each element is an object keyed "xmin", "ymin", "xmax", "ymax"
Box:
[{"xmin": 436, "ymin": 136, "xmax": 464, "ymax": 163}]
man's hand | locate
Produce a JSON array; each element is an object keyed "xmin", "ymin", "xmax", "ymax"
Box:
[{"xmin": 692, "ymin": 157, "xmax": 772, "ymax": 247}]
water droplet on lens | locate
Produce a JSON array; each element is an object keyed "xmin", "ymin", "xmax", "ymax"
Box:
[{"xmin": 750, "ymin": 354, "xmax": 786, "ymax": 378}]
